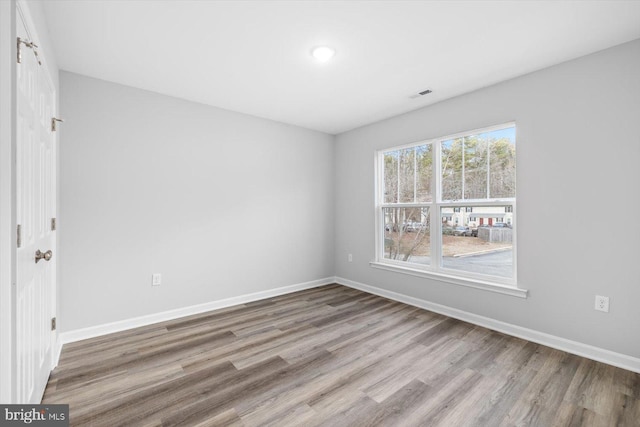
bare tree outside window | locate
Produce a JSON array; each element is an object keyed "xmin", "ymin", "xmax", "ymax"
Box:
[
  {"xmin": 441, "ymin": 133, "xmax": 515, "ymax": 202},
  {"xmin": 383, "ymin": 207, "xmax": 430, "ymax": 264}
]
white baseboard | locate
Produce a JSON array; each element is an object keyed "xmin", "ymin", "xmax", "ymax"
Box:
[
  {"xmin": 56, "ymin": 275, "xmax": 640, "ymax": 374},
  {"xmin": 53, "ymin": 334, "xmax": 63, "ymax": 367},
  {"xmin": 57, "ymin": 277, "xmax": 335, "ymax": 349},
  {"xmin": 335, "ymin": 276, "xmax": 640, "ymax": 374}
]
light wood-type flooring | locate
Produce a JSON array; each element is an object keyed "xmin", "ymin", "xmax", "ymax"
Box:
[{"xmin": 43, "ymin": 284, "xmax": 640, "ymax": 426}]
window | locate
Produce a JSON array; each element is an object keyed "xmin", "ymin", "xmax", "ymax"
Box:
[{"xmin": 375, "ymin": 123, "xmax": 517, "ymax": 288}]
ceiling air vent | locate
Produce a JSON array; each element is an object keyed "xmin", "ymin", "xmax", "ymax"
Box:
[{"xmin": 410, "ymin": 89, "xmax": 433, "ymax": 99}]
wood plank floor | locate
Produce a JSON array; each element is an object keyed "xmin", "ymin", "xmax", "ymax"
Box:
[{"xmin": 43, "ymin": 284, "xmax": 640, "ymax": 426}]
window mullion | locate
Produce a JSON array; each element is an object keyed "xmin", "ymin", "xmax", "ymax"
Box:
[
  {"xmin": 413, "ymin": 146, "xmax": 417, "ymax": 203},
  {"xmin": 432, "ymin": 140, "xmax": 441, "ymax": 272},
  {"xmin": 376, "ymin": 153, "xmax": 382, "ymax": 262},
  {"xmin": 487, "ymin": 136, "xmax": 491, "ymax": 199},
  {"xmin": 396, "ymin": 152, "xmax": 400, "ymax": 203},
  {"xmin": 461, "ymin": 136, "xmax": 465, "ymax": 201}
]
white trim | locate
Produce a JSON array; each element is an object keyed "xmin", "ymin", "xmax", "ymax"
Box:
[
  {"xmin": 370, "ymin": 261, "xmax": 527, "ymax": 298},
  {"xmin": 57, "ymin": 277, "xmax": 335, "ymax": 346},
  {"xmin": 0, "ymin": 0, "xmax": 17, "ymax": 405},
  {"xmin": 336, "ymin": 276, "xmax": 640, "ymax": 374},
  {"xmin": 53, "ymin": 336, "xmax": 62, "ymax": 367},
  {"xmin": 380, "ymin": 200, "xmax": 515, "ymax": 208}
]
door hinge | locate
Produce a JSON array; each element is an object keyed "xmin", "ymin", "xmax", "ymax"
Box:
[
  {"xmin": 51, "ymin": 217, "xmax": 57, "ymax": 231},
  {"xmin": 51, "ymin": 317, "xmax": 56, "ymax": 331},
  {"xmin": 17, "ymin": 37, "xmax": 41, "ymax": 65},
  {"xmin": 17, "ymin": 224, "xmax": 21, "ymax": 248},
  {"xmin": 51, "ymin": 118, "xmax": 64, "ymax": 132}
]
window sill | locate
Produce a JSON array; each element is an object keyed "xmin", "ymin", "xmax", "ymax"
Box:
[{"xmin": 369, "ymin": 261, "xmax": 528, "ymax": 298}]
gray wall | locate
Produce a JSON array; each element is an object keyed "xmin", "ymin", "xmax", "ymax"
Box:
[
  {"xmin": 59, "ymin": 72, "xmax": 335, "ymax": 332},
  {"xmin": 334, "ymin": 40, "xmax": 640, "ymax": 358}
]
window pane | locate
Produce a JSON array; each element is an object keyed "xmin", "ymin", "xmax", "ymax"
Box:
[
  {"xmin": 383, "ymin": 207, "xmax": 430, "ymax": 265},
  {"xmin": 441, "ymin": 127, "xmax": 515, "ymax": 201},
  {"xmin": 464, "ymin": 135, "xmax": 488, "ymax": 199},
  {"xmin": 383, "ymin": 151, "xmax": 399, "ymax": 203},
  {"xmin": 487, "ymin": 127, "xmax": 516, "ymax": 198},
  {"xmin": 384, "ymin": 145, "xmax": 432, "ymax": 203},
  {"xmin": 441, "ymin": 206, "xmax": 513, "ymax": 278},
  {"xmin": 441, "ymin": 138, "xmax": 463, "ymax": 200},
  {"xmin": 399, "ymin": 147, "xmax": 416, "ymax": 203},
  {"xmin": 416, "ymin": 144, "xmax": 433, "ymax": 202}
]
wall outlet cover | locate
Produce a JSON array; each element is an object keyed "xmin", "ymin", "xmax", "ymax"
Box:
[{"xmin": 595, "ymin": 295, "xmax": 609, "ymax": 312}]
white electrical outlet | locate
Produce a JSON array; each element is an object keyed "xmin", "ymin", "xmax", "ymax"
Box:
[
  {"xmin": 595, "ymin": 295, "xmax": 609, "ymax": 312},
  {"xmin": 348, "ymin": 254, "xmax": 353, "ymax": 262},
  {"xmin": 152, "ymin": 273, "xmax": 162, "ymax": 286}
]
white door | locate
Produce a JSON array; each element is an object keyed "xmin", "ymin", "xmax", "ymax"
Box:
[{"xmin": 15, "ymin": 6, "xmax": 57, "ymax": 404}]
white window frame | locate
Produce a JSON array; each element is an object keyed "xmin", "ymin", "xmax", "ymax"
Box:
[{"xmin": 371, "ymin": 122, "xmax": 527, "ymax": 298}]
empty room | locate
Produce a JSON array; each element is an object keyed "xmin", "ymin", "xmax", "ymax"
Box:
[{"xmin": 1, "ymin": 0, "xmax": 640, "ymax": 425}]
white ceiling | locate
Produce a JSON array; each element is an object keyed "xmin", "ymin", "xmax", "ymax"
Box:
[{"xmin": 41, "ymin": 1, "xmax": 640, "ymax": 135}]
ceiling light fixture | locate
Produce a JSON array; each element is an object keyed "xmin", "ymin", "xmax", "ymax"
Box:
[{"xmin": 311, "ymin": 46, "xmax": 336, "ymax": 62}]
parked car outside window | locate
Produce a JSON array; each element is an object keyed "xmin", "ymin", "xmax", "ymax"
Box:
[
  {"xmin": 450, "ymin": 226, "xmax": 472, "ymax": 236},
  {"xmin": 492, "ymin": 223, "xmax": 512, "ymax": 228}
]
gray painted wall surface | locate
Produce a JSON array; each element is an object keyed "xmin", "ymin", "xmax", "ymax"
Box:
[
  {"xmin": 59, "ymin": 72, "xmax": 335, "ymax": 332},
  {"xmin": 334, "ymin": 40, "xmax": 640, "ymax": 358}
]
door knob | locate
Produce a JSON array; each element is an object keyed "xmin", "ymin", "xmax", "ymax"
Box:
[{"xmin": 35, "ymin": 249, "xmax": 53, "ymax": 263}]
